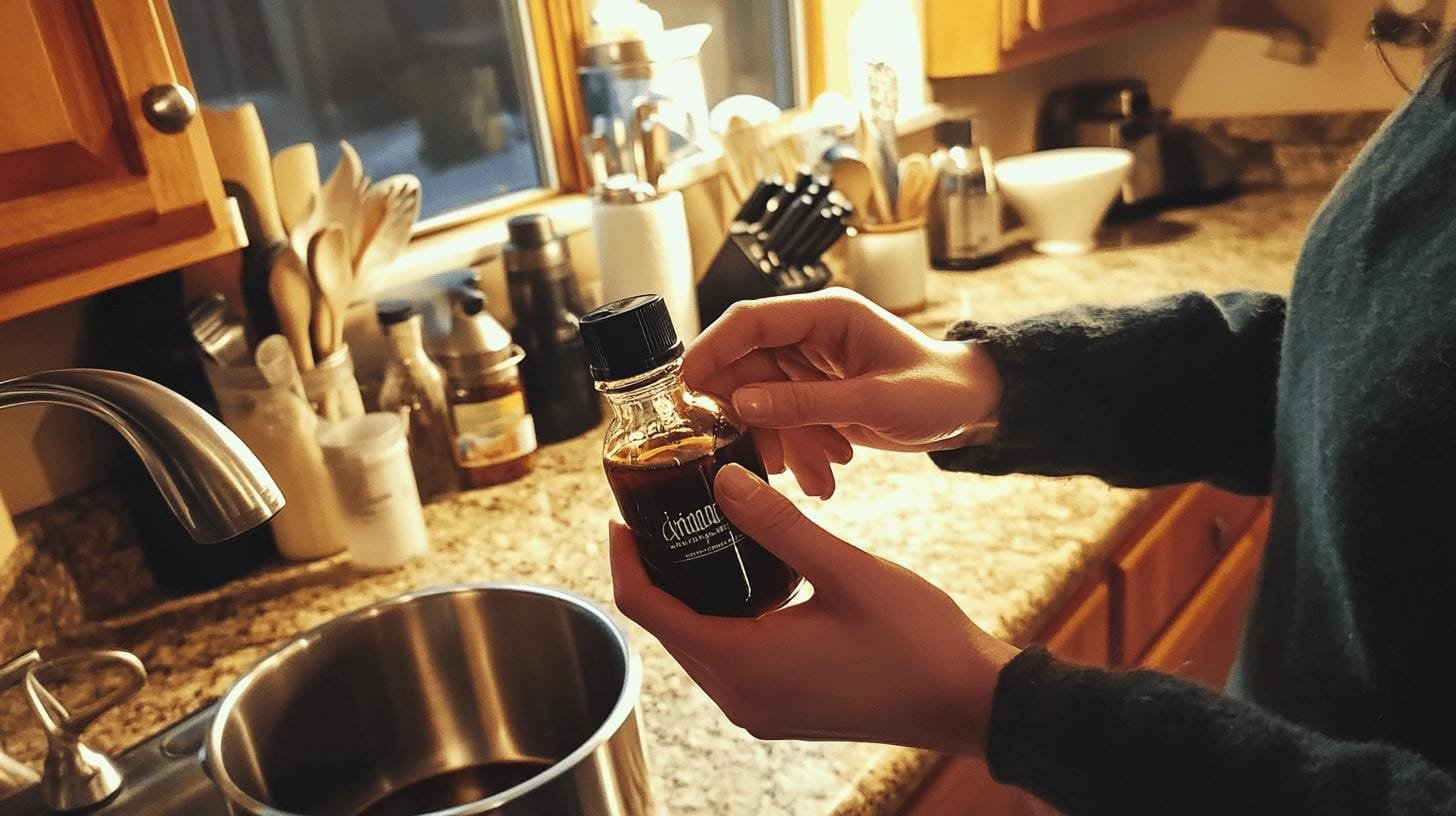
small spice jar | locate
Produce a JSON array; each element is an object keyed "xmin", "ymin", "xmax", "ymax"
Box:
[
  {"xmin": 317, "ymin": 413, "xmax": 430, "ymax": 570},
  {"xmin": 434, "ymin": 285, "xmax": 536, "ymax": 488}
]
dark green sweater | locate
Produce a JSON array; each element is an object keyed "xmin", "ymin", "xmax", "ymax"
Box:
[{"xmin": 931, "ymin": 71, "xmax": 1456, "ymax": 812}]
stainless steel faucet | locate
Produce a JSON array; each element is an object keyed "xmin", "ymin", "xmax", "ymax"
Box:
[
  {"xmin": 0, "ymin": 368, "xmax": 284, "ymax": 809},
  {"xmin": 0, "ymin": 369, "xmax": 283, "ymax": 543}
]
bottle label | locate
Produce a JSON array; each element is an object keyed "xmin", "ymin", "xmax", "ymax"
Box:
[
  {"xmin": 659, "ymin": 498, "xmax": 743, "ymax": 563},
  {"xmin": 453, "ymin": 393, "xmax": 537, "ymax": 468}
]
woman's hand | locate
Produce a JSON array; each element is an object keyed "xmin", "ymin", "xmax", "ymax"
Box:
[
  {"xmin": 685, "ymin": 290, "xmax": 1002, "ymax": 498},
  {"xmin": 610, "ymin": 464, "xmax": 1019, "ymax": 755}
]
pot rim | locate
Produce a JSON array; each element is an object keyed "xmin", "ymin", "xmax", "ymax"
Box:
[{"xmin": 203, "ymin": 581, "xmax": 644, "ymax": 816}]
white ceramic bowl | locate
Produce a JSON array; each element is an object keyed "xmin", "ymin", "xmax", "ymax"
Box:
[{"xmin": 995, "ymin": 147, "xmax": 1133, "ymax": 256}]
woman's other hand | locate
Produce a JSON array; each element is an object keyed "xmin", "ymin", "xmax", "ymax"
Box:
[
  {"xmin": 609, "ymin": 464, "xmax": 1019, "ymax": 755},
  {"xmin": 684, "ymin": 290, "xmax": 1002, "ymax": 498}
]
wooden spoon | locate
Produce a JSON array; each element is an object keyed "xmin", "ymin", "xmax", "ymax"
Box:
[
  {"xmin": 830, "ymin": 156, "xmax": 886, "ymax": 226},
  {"xmin": 293, "ymin": 140, "xmax": 365, "ymax": 264},
  {"xmin": 267, "ymin": 246, "xmax": 315, "ymax": 371},
  {"xmin": 896, "ymin": 153, "xmax": 934, "ymax": 222},
  {"xmin": 272, "ymin": 143, "xmax": 319, "ymax": 236},
  {"xmin": 308, "ymin": 225, "xmax": 352, "ymax": 359}
]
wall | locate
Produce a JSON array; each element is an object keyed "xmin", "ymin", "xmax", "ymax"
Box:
[
  {"xmin": 0, "ymin": 303, "xmax": 122, "ymax": 514},
  {"xmin": 931, "ymin": 0, "xmax": 1453, "ymax": 160}
]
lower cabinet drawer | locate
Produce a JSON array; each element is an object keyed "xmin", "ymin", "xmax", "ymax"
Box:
[
  {"xmin": 1040, "ymin": 581, "xmax": 1111, "ymax": 667},
  {"xmin": 898, "ymin": 755, "xmax": 1057, "ymax": 816},
  {"xmin": 1112, "ymin": 485, "xmax": 1263, "ymax": 662},
  {"xmin": 1139, "ymin": 509, "xmax": 1270, "ymax": 687}
]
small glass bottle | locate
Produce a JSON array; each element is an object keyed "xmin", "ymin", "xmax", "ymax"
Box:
[
  {"xmin": 504, "ymin": 214, "xmax": 602, "ymax": 444},
  {"xmin": 581, "ymin": 294, "xmax": 803, "ymax": 617},
  {"xmin": 377, "ymin": 300, "xmax": 460, "ymax": 501},
  {"xmin": 435, "ymin": 285, "xmax": 536, "ymax": 488}
]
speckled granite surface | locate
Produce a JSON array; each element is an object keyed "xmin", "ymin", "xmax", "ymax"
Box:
[{"xmin": 0, "ymin": 184, "xmax": 1325, "ymax": 815}]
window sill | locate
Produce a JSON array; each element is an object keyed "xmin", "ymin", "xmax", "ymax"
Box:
[{"xmin": 376, "ymin": 191, "xmax": 594, "ymax": 295}]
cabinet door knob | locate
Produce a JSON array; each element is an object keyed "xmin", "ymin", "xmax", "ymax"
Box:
[{"xmin": 141, "ymin": 83, "xmax": 198, "ymax": 134}]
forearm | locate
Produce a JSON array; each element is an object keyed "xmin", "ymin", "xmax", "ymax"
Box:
[
  {"xmin": 932, "ymin": 291, "xmax": 1286, "ymax": 494},
  {"xmin": 988, "ymin": 649, "xmax": 1456, "ymax": 815}
]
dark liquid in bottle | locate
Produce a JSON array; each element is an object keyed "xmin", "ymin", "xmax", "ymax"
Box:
[
  {"xmin": 354, "ymin": 758, "xmax": 554, "ymax": 816},
  {"xmin": 606, "ymin": 429, "xmax": 802, "ymax": 617}
]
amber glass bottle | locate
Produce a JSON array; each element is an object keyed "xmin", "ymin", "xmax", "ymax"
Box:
[{"xmin": 581, "ymin": 294, "xmax": 802, "ymax": 617}]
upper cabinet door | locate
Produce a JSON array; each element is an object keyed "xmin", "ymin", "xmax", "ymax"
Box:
[
  {"xmin": 1027, "ymin": 0, "xmax": 1143, "ymax": 33},
  {"xmin": 925, "ymin": 0, "xmax": 1194, "ymax": 78},
  {"xmin": 0, "ymin": 0, "xmax": 225, "ymax": 269}
]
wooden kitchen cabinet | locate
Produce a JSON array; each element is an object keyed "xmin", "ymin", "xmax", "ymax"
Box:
[
  {"xmin": 898, "ymin": 484, "xmax": 1269, "ymax": 815},
  {"xmin": 924, "ymin": 0, "xmax": 1196, "ymax": 78},
  {"xmin": 1110, "ymin": 484, "xmax": 1263, "ymax": 664},
  {"xmin": 0, "ymin": 0, "xmax": 242, "ymax": 322},
  {"xmin": 1140, "ymin": 508, "xmax": 1270, "ymax": 687}
]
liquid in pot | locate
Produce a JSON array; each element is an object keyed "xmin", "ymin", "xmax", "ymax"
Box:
[{"xmin": 352, "ymin": 758, "xmax": 555, "ymax": 816}]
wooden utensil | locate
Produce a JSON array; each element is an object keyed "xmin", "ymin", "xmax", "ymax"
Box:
[
  {"xmin": 354, "ymin": 176, "xmax": 421, "ymax": 295},
  {"xmin": 202, "ymin": 104, "xmax": 287, "ymax": 247},
  {"xmin": 309, "ymin": 225, "xmax": 352, "ymax": 359},
  {"xmin": 867, "ymin": 61, "xmax": 902, "ymax": 209},
  {"xmin": 268, "ymin": 246, "xmax": 316, "ymax": 371},
  {"xmin": 831, "ymin": 156, "xmax": 889, "ymax": 226},
  {"xmin": 897, "ymin": 153, "xmax": 934, "ymax": 222},
  {"xmin": 272, "ymin": 143, "xmax": 319, "ymax": 236},
  {"xmin": 293, "ymin": 140, "xmax": 365, "ymax": 263}
]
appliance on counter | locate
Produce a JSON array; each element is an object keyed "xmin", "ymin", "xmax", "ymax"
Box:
[
  {"xmin": 0, "ymin": 584, "xmax": 652, "ymax": 816},
  {"xmin": 927, "ymin": 118, "xmax": 1003, "ymax": 270},
  {"xmin": 1038, "ymin": 79, "xmax": 1239, "ymax": 213}
]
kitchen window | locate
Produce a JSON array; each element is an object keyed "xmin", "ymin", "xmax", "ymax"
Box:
[{"xmin": 171, "ymin": 0, "xmax": 803, "ymax": 235}]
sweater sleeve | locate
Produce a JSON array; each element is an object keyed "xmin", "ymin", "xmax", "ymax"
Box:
[
  {"xmin": 929, "ymin": 291, "xmax": 1286, "ymax": 495},
  {"xmin": 988, "ymin": 649, "xmax": 1456, "ymax": 815}
]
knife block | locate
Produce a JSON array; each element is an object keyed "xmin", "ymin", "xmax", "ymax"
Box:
[{"xmin": 696, "ymin": 233, "xmax": 831, "ymax": 328}]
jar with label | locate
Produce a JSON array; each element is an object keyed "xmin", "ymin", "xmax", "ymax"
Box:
[
  {"xmin": 317, "ymin": 413, "xmax": 430, "ymax": 570},
  {"xmin": 581, "ymin": 293, "xmax": 803, "ymax": 617},
  {"xmin": 434, "ymin": 285, "xmax": 536, "ymax": 488}
]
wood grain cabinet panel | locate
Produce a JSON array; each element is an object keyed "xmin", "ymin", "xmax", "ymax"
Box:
[
  {"xmin": 1140, "ymin": 509, "xmax": 1270, "ymax": 687},
  {"xmin": 924, "ymin": 0, "xmax": 1196, "ymax": 78},
  {"xmin": 1041, "ymin": 581, "xmax": 1111, "ymax": 667},
  {"xmin": 1111, "ymin": 485, "xmax": 1262, "ymax": 663},
  {"xmin": 0, "ymin": 0, "xmax": 241, "ymax": 321}
]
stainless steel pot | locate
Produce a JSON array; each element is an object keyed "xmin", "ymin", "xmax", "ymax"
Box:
[{"xmin": 204, "ymin": 583, "xmax": 652, "ymax": 816}]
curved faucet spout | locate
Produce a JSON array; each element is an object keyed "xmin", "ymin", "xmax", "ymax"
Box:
[{"xmin": 0, "ymin": 369, "xmax": 283, "ymax": 544}]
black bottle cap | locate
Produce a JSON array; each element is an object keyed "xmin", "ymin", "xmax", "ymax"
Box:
[
  {"xmin": 453, "ymin": 285, "xmax": 488, "ymax": 316},
  {"xmin": 506, "ymin": 213, "xmax": 554, "ymax": 248},
  {"xmin": 579, "ymin": 294, "xmax": 683, "ymax": 381},
  {"xmin": 935, "ymin": 119, "xmax": 974, "ymax": 148},
  {"xmin": 376, "ymin": 299, "xmax": 419, "ymax": 327}
]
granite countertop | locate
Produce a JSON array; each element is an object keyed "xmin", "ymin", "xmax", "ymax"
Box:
[{"xmin": 0, "ymin": 185, "xmax": 1324, "ymax": 815}]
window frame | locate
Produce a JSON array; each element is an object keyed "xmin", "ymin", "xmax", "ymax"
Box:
[{"xmin": 396, "ymin": 0, "xmax": 819, "ymax": 271}]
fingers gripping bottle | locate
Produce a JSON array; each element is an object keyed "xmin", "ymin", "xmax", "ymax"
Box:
[{"xmin": 581, "ymin": 295, "xmax": 803, "ymax": 617}]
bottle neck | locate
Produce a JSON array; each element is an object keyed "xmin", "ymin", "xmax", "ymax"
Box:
[
  {"xmin": 598, "ymin": 358, "xmax": 688, "ymax": 419},
  {"xmin": 385, "ymin": 317, "xmax": 433, "ymax": 368}
]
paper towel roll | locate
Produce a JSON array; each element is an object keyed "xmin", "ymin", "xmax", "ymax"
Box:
[{"xmin": 592, "ymin": 190, "xmax": 701, "ymax": 340}]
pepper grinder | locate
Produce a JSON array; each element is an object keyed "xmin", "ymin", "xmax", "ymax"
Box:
[{"xmin": 504, "ymin": 214, "xmax": 602, "ymax": 444}]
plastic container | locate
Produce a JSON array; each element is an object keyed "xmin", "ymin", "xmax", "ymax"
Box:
[
  {"xmin": 204, "ymin": 346, "xmax": 366, "ymax": 422},
  {"xmin": 202, "ymin": 361, "xmax": 348, "ymax": 561},
  {"xmin": 318, "ymin": 413, "xmax": 430, "ymax": 570}
]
